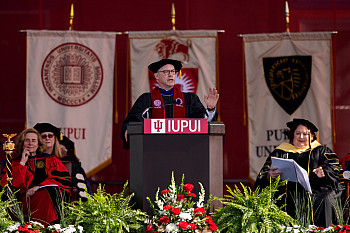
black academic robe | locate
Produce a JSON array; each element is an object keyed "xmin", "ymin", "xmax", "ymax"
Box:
[
  {"xmin": 254, "ymin": 141, "xmax": 345, "ymax": 227},
  {"xmin": 121, "ymin": 92, "xmax": 218, "ymax": 149},
  {"xmin": 61, "ymin": 155, "xmax": 92, "ymax": 202}
]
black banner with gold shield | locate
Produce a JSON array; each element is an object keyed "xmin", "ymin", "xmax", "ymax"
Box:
[{"xmin": 263, "ymin": 56, "xmax": 312, "ymax": 115}]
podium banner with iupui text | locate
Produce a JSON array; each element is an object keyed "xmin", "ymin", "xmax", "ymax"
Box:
[
  {"xmin": 128, "ymin": 30, "xmax": 218, "ymax": 107},
  {"xmin": 243, "ymin": 32, "xmax": 334, "ymax": 181},
  {"xmin": 26, "ymin": 30, "xmax": 116, "ymax": 176}
]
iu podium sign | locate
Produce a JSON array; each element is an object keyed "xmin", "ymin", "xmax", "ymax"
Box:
[{"xmin": 127, "ymin": 119, "xmax": 225, "ymax": 213}]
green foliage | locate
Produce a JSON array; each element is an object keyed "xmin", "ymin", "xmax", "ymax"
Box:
[
  {"xmin": 291, "ymin": 186, "xmax": 313, "ymax": 227},
  {"xmin": 0, "ymin": 187, "xmax": 16, "ymax": 231},
  {"xmin": 212, "ymin": 177, "xmax": 295, "ymax": 233},
  {"xmin": 63, "ymin": 182, "xmax": 147, "ymax": 233}
]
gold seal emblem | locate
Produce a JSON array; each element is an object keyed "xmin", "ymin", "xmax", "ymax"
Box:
[{"xmin": 36, "ymin": 161, "xmax": 45, "ymax": 169}]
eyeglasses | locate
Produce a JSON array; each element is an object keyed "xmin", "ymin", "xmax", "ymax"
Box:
[
  {"xmin": 41, "ymin": 133, "xmax": 54, "ymax": 139},
  {"xmin": 158, "ymin": 69, "xmax": 177, "ymax": 75}
]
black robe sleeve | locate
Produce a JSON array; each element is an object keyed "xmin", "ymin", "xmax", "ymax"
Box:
[
  {"xmin": 120, "ymin": 93, "xmax": 152, "ymax": 149},
  {"xmin": 254, "ymin": 149, "xmax": 279, "ymax": 190}
]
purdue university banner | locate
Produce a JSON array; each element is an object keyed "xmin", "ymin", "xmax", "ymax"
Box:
[
  {"xmin": 243, "ymin": 32, "xmax": 334, "ymax": 181},
  {"xmin": 26, "ymin": 30, "xmax": 116, "ymax": 176},
  {"xmin": 128, "ymin": 30, "xmax": 218, "ymax": 106}
]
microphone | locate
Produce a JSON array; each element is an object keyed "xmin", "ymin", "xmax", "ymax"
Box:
[{"xmin": 142, "ymin": 99, "xmax": 183, "ymax": 119}]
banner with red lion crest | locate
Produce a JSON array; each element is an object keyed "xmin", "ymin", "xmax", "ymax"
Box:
[
  {"xmin": 243, "ymin": 32, "xmax": 334, "ymax": 182},
  {"xmin": 26, "ymin": 30, "xmax": 116, "ymax": 177},
  {"xmin": 128, "ymin": 30, "xmax": 218, "ymax": 106}
]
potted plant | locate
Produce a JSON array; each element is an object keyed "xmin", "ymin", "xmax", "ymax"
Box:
[
  {"xmin": 212, "ymin": 177, "xmax": 295, "ymax": 233},
  {"xmin": 63, "ymin": 182, "xmax": 147, "ymax": 233}
]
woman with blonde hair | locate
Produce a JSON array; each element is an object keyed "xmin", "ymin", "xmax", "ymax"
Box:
[
  {"xmin": 0, "ymin": 128, "xmax": 71, "ymax": 226},
  {"xmin": 34, "ymin": 123, "xmax": 62, "ymax": 159}
]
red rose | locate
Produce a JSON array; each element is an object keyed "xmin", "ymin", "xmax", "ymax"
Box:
[
  {"xmin": 178, "ymin": 221, "xmax": 189, "ymax": 230},
  {"xmin": 209, "ymin": 222, "xmax": 218, "ymax": 231},
  {"xmin": 183, "ymin": 183, "xmax": 194, "ymax": 192},
  {"xmin": 186, "ymin": 192, "xmax": 196, "ymax": 197},
  {"xmin": 194, "ymin": 207, "xmax": 206, "ymax": 215},
  {"xmin": 161, "ymin": 189, "xmax": 170, "ymax": 195},
  {"xmin": 206, "ymin": 216, "xmax": 213, "ymax": 224},
  {"xmin": 177, "ymin": 194, "xmax": 185, "ymax": 201},
  {"xmin": 146, "ymin": 224, "xmax": 153, "ymax": 232},
  {"xmin": 172, "ymin": 207, "xmax": 181, "ymax": 215},
  {"xmin": 163, "ymin": 205, "xmax": 172, "ymax": 210},
  {"xmin": 159, "ymin": 216, "xmax": 169, "ymax": 224},
  {"xmin": 189, "ymin": 224, "xmax": 197, "ymax": 230}
]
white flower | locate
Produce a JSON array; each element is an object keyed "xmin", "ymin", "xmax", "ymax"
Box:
[
  {"xmin": 47, "ymin": 224, "xmax": 62, "ymax": 231},
  {"xmin": 77, "ymin": 225, "xmax": 83, "ymax": 233},
  {"xmin": 166, "ymin": 223, "xmax": 179, "ymax": 232},
  {"xmin": 30, "ymin": 221, "xmax": 44, "ymax": 228},
  {"xmin": 61, "ymin": 225, "xmax": 77, "ymax": 233},
  {"xmin": 197, "ymin": 183, "xmax": 205, "ymax": 208},
  {"xmin": 157, "ymin": 200, "xmax": 164, "ymax": 210},
  {"xmin": 286, "ymin": 227, "xmax": 293, "ymax": 232},
  {"xmin": 179, "ymin": 212, "xmax": 192, "ymax": 221},
  {"xmin": 6, "ymin": 222, "xmax": 21, "ymax": 232},
  {"xmin": 158, "ymin": 210, "xmax": 167, "ymax": 216}
]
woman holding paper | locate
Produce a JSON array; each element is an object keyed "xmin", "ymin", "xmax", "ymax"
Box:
[
  {"xmin": 0, "ymin": 128, "xmax": 71, "ymax": 226},
  {"xmin": 254, "ymin": 118, "xmax": 344, "ymax": 227}
]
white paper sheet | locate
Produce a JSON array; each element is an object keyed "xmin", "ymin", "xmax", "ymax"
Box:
[{"xmin": 271, "ymin": 157, "xmax": 312, "ymax": 194}]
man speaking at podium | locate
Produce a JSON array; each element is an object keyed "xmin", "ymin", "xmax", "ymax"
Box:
[{"xmin": 121, "ymin": 58, "xmax": 219, "ymax": 148}]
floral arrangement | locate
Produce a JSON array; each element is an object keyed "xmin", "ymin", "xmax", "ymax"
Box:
[
  {"xmin": 281, "ymin": 224, "xmax": 350, "ymax": 233},
  {"xmin": 3, "ymin": 221, "xmax": 45, "ymax": 233},
  {"xmin": 145, "ymin": 172, "xmax": 218, "ymax": 232}
]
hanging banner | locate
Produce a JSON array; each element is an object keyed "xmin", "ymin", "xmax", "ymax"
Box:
[
  {"xmin": 26, "ymin": 30, "xmax": 116, "ymax": 176},
  {"xmin": 243, "ymin": 32, "xmax": 333, "ymax": 181},
  {"xmin": 128, "ymin": 30, "xmax": 218, "ymax": 106}
]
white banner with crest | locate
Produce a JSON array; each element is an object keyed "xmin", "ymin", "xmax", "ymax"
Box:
[
  {"xmin": 128, "ymin": 30, "xmax": 218, "ymax": 106},
  {"xmin": 243, "ymin": 32, "xmax": 333, "ymax": 181},
  {"xmin": 26, "ymin": 30, "xmax": 116, "ymax": 176}
]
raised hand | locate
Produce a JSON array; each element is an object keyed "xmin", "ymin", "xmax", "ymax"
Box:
[{"xmin": 204, "ymin": 87, "xmax": 219, "ymax": 109}]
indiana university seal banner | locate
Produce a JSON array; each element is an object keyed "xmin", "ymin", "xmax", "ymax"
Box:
[
  {"xmin": 26, "ymin": 30, "xmax": 116, "ymax": 176},
  {"xmin": 243, "ymin": 32, "xmax": 334, "ymax": 181},
  {"xmin": 128, "ymin": 30, "xmax": 218, "ymax": 106}
]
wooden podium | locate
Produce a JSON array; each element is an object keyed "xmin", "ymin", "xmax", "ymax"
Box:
[{"xmin": 127, "ymin": 121, "xmax": 225, "ymax": 213}]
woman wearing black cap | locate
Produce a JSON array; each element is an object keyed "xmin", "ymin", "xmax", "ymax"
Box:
[
  {"xmin": 254, "ymin": 118, "xmax": 344, "ymax": 227},
  {"xmin": 34, "ymin": 123, "xmax": 63, "ymax": 159}
]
